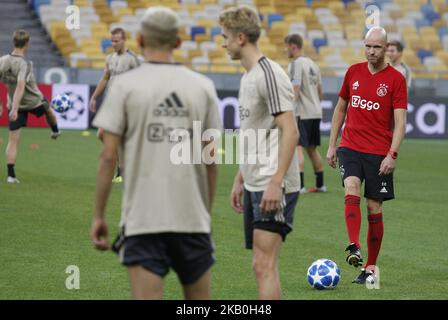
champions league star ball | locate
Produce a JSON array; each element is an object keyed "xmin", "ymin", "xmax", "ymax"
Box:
[
  {"xmin": 51, "ymin": 94, "xmax": 73, "ymax": 113},
  {"xmin": 307, "ymin": 259, "xmax": 341, "ymax": 290}
]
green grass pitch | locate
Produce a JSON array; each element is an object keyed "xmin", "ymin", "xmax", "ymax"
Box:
[{"xmin": 0, "ymin": 127, "xmax": 447, "ymax": 299}]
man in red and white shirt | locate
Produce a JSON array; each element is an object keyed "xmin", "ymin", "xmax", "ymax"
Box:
[{"xmin": 326, "ymin": 27, "xmax": 407, "ymax": 284}]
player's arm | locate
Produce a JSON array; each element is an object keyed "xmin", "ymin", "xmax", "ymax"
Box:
[
  {"xmin": 9, "ymin": 80, "xmax": 25, "ymax": 121},
  {"xmin": 260, "ymin": 110, "xmax": 298, "ymax": 213},
  {"xmin": 204, "ymin": 139, "xmax": 217, "ymax": 213},
  {"xmin": 317, "ymin": 83, "xmax": 323, "ymax": 101},
  {"xmin": 379, "ymin": 108, "xmax": 406, "ymax": 175},
  {"xmin": 230, "ymin": 170, "xmax": 244, "ymax": 213},
  {"xmin": 326, "ymin": 97, "xmax": 348, "ymax": 168},
  {"xmin": 91, "ymin": 131, "xmax": 121, "ymax": 251},
  {"xmin": 89, "ymin": 71, "xmax": 111, "ymax": 112}
]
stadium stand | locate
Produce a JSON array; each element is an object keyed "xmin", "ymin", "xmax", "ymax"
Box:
[
  {"xmin": 25, "ymin": 0, "xmax": 448, "ymax": 79},
  {"xmin": 0, "ymin": 0, "xmax": 65, "ymax": 67}
]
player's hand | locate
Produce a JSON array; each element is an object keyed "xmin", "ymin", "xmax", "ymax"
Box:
[
  {"xmin": 260, "ymin": 179, "xmax": 283, "ymax": 213},
  {"xmin": 326, "ymin": 146, "xmax": 338, "ymax": 168},
  {"xmin": 230, "ymin": 178, "xmax": 244, "ymax": 213},
  {"xmin": 9, "ymin": 109, "xmax": 18, "ymax": 122},
  {"xmin": 379, "ymin": 154, "xmax": 396, "ymax": 176},
  {"xmin": 89, "ymin": 98, "xmax": 97, "ymax": 113},
  {"xmin": 91, "ymin": 217, "xmax": 110, "ymax": 251}
]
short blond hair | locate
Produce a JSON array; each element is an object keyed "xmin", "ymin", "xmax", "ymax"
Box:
[
  {"xmin": 141, "ymin": 6, "xmax": 179, "ymax": 50},
  {"xmin": 219, "ymin": 5, "xmax": 261, "ymax": 44},
  {"xmin": 13, "ymin": 30, "xmax": 30, "ymax": 48}
]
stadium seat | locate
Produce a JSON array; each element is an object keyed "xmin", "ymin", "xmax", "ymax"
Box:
[
  {"xmin": 210, "ymin": 26, "xmax": 221, "ymax": 40},
  {"xmin": 101, "ymin": 38, "xmax": 112, "ymax": 53},
  {"xmin": 312, "ymin": 38, "xmax": 328, "ymax": 53},
  {"xmin": 267, "ymin": 14, "xmax": 284, "ymax": 29},
  {"xmin": 417, "ymin": 49, "xmax": 433, "ymax": 63},
  {"xmin": 191, "ymin": 26, "xmax": 206, "ymax": 41}
]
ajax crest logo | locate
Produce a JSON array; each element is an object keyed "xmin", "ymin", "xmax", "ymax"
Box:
[{"xmin": 376, "ymin": 83, "xmax": 388, "ymax": 97}]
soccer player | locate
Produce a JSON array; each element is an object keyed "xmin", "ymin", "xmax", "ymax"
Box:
[
  {"xmin": 386, "ymin": 40, "xmax": 412, "ymax": 91},
  {"xmin": 285, "ymin": 33, "xmax": 326, "ymax": 194},
  {"xmin": 89, "ymin": 27, "xmax": 141, "ymax": 183},
  {"xmin": 220, "ymin": 6, "xmax": 300, "ymax": 299},
  {"xmin": 326, "ymin": 27, "xmax": 407, "ymax": 284},
  {"xmin": 91, "ymin": 7, "xmax": 221, "ymax": 300},
  {"xmin": 0, "ymin": 30, "xmax": 60, "ymax": 184}
]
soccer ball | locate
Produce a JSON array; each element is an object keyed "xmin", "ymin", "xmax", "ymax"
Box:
[
  {"xmin": 51, "ymin": 94, "xmax": 72, "ymax": 113},
  {"xmin": 307, "ymin": 259, "xmax": 341, "ymax": 290}
]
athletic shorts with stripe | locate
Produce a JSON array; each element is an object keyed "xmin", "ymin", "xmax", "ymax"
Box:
[{"xmin": 243, "ymin": 189, "xmax": 299, "ymax": 249}]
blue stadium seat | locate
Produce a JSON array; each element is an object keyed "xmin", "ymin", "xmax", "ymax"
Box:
[
  {"xmin": 415, "ymin": 19, "xmax": 432, "ymax": 30},
  {"xmin": 425, "ymin": 11, "xmax": 441, "ymax": 23},
  {"xmin": 191, "ymin": 26, "xmax": 206, "ymax": 41},
  {"xmin": 267, "ymin": 14, "xmax": 283, "ymax": 29},
  {"xmin": 313, "ymin": 38, "xmax": 328, "ymax": 53},
  {"xmin": 210, "ymin": 26, "xmax": 221, "ymax": 40},
  {"xmin": 31, "ymin": 0, "xmax": 50, "ymax": 13},
  {"xmin": 417, "ymin": 49, "xmax": 433, "ymax": 63},
  {"xmin": 420, "ymin": 4, "xmax": 435, "ymax": 16},
  {"xmin": 438, "ymin": 26, "xmax": 448, "ymax": 40},
  {"xmin": 101, "ymin": 39, "xmax": 112, "ymax": 53}
]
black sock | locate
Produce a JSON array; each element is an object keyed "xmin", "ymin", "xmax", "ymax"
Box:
[
  {"xmin": 51, "ymin": 124, "xmax": 59, "ymax": 133},
  {"xmin": 300, "ymin": 172, "xmax": 304, "ymax": 189},
  {"xmin": 7, "ymin": 164, "xmax": 15, "ymax": 178},
  {"xmin": 116, "ymin": 167, "xmax": 121, "ymax": 177},
  {"xmin": 315, "ymin": 171, "xmax": 324, "ymax": 188}
]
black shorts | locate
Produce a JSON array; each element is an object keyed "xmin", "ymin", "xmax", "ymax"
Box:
[
  {"xmin": 243, "ymin": 189, "xmax": 299, "ymax": 250},
  {"xmin": 297, "ymin": 117, "xmax": 321, "ymax": 147},
  {"xmin": 121, "ymin": 233, "xmax": 214, "ymax": 285},
  {"xmin": 9, "ymin": 99, "xmax": 49, "ymax": 131},
  {"xmin": 337, "ymin": 147, "xmax": 394, "ymax": 201}
]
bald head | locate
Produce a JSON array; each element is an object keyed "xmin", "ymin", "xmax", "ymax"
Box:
[
  {"xmin": 140, "ymin": 6, "xmax": 180, "ymax": 50},
  {"xmin": 364, "ymin": 27, "xmax": 388, "ymax": 68},
  {"xmin": 365, "ymin": 27, "xmax": 387, "ymax": 45}
]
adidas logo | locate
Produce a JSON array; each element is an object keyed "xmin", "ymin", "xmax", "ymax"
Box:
[
  {"xmin": 352, "ymin": 81, "xmax": 359, "ymax": 90},
  {"xmin": 380, "ymin": 187, "xmax": 388, "ymax": 193},
  {"xmin": 153, "ymin": 92, "xmax": 189, "ymax": 117}
]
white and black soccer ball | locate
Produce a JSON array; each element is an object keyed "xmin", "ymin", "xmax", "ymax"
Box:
[
  {"xmin": 307, "ymin": 259, "xmax": 341, "ymax": 290},
  {"xmin": 51, "ymin": 94, "xmax": 72, "ymax": 113}
]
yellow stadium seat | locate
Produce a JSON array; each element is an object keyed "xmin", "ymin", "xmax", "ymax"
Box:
[
  {"xmin": 75, "ymin": 60, "xmax": 92, "ymax": 68},
  {"xmin": 115, "ymin": 8, "xmax": 134, "ymax": 18},
  {"xmin": 74, "ymin": 0, "xmax": 90, "ymax": 6},
  {"xmin": 92, "ymin": 60, "xmax": 106, "ymax": 69},
  {"xmin": 420, "ymin": 26, "xmax": 438, "ymax": 37},
  {"xmin": 319, "ymin": 46, "xmax": 337, "ymax": 57},
  {"xmin": 296, "ymin": 7, "xmax": 313, "ymax": 17},
  {"xmin": 195, "ymin": 34, "xmax": 210, "ymax": 44}
]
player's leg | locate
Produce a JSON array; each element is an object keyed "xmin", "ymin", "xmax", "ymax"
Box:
[
  {"xmin": 33, "ymin": 100, "xmax": 60, "ymax": 139},
  {"xmin": 44, "ymin": 108, "xmax": 61, "ymax": 139},
  {"xmin": 252, "ymin": 229, "xmax": 283, "ymax": 300},
  {"xmin": 297, "ymin": 146, "xmax": 305, "ymax": 192},
  {"xmin": 172, "ymin": 233, "xmax": 214, "ymax": 300},
  {"xmin": 6, "ymin": 110, "xmax": 27, "ymax": 183},
  {"xmin": 297, "ymin": 117, "xmax": 306, "ymax": 193},
  {"xmin": 121, "ymin": 234, "xmax": 170, "ymax": 300},
  {"xmin": 365, "ymin": 198, "xmax": 384, "ymax": 269},
  {"xmin": 6, "ymin": 128, "xmax": 21, "ymax": 183},
  {"xmin": 305, "ymin": 145, "xmax": 326, "ymax": 192},
  {"xmin": 182, "ymin": 270, "xmax": 211, "ymax": 300},
  {"xmin": 127, "ymin": 265, "xmax": 164, "ymax": 299},
  {"xmin": 305, "ymin": 120, "xmax": 326, "ymax": 192},
  {"xmin": 337, "ymin": 148, "xmax": 364, "ymax": 266},
  {"xmin": 250, "ymin": 191, "xmax": 298, "ymax": 299}
]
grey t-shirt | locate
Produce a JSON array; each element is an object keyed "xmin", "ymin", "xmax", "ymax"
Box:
[
  {"xmin": 0, "ymin": 54, "xmax": 43, "ymax": 110},
  {"xmin": 238, "ymin": 57, "xmax": 300, "ymax": 193},
  {"xmin": 93, "ymin": 62, "xmax": 222, "ymax": 236}
]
